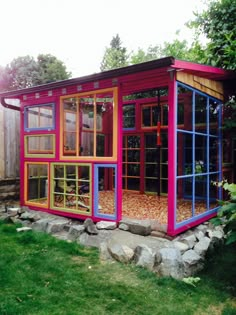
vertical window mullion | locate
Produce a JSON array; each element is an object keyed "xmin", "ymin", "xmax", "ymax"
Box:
[
  {"xmin": 192, "ymin": 91, "xmax": 195, "ymax": 217},
  {"xmin": 206, "ymin": 98, "xmax": 210, "ymax": 209},
  {"xmin": 94, "ymin": 95, "xmax": 97, "ymax": 157}
]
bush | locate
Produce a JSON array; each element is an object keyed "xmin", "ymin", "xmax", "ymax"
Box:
[{"xmin": 212, "ymin": 180, "xmax": 236, "ymax": 245}]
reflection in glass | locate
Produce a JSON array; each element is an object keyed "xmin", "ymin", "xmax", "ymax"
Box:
[
  {"xmin": 27, "ymin": 135, "xmax": 54, "ymax": 155},
  {"xmin": 209, "ymin": 99, "xmax": 220, "ymax": 128},
  {"xmin": 27, "ymin": 164, "xmax": 48, "ymax": 205},
  {"xmin": 26, "ymin": 104, "xmax": 54, "ymax": 129},
  {"xmin": 177, "ymin": 177, "xmax": 193, "ymax": 222},
  {"xmin": 195, "ymin": 135, "xmax": 207, "ymax": 171},
  {"xmin": 195, "ymin": 94, "xmax": 207, "ymax": 133},
  {"xmin": 123, "ymin": 104, "xmax": 135, "ymax": 128},
  {"xmin": 177, "ymin": 86, "xmax": 193, "ymax": 130}
]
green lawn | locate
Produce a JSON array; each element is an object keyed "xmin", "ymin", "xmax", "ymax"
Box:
[{"xmin": 0, "ymin": 220, "xmax": 235, "ymax": 315}]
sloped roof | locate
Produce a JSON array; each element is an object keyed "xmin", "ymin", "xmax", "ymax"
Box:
[{"xmin": 0, "ymin": 56, "xmax": 234, "ymax": 98}]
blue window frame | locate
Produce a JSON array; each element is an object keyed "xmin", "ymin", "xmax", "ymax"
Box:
[
  {"xmin": 24, "ymin": 103, "xmax": 55, "ymax": 131},
  {"xmin": 175, "ymin": 82, "xmax": 222, "ymax": 229},
  {"xmin": 94, "ymin": 164, "xmax": 117, "ymax": 220}
]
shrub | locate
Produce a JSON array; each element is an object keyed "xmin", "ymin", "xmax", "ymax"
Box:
[{"xmin": 212, "ymin": 180, "xmax": 236, "ymax": 245}]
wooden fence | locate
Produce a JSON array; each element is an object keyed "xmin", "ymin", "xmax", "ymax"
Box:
[{"xmin": 0, "ymin": 101, "xmax": 20, "ymax": 179}]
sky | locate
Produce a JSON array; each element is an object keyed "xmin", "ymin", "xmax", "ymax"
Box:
[{"xmin": 0, "ymin": 0, "xmax": 206, "ymax": 78}]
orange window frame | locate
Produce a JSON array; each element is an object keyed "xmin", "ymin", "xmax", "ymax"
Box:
[
  {"xmin": 24, "ymin": 162, "xmax": 49, "ymax": 208},
  {"xmin": 60, "ymin": 87, "xmax": 118, "ymax": 161}
]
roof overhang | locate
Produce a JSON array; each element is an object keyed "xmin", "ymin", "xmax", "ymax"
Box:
[{"xmin": 0, "ymin": 56, "xmax": 234, "ymax": 99}]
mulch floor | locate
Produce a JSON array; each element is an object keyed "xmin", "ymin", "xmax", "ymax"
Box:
[
  {"xmin": 8, "ymin": 190, "xmax": 217, "ymax": 225},
  {"xmin": 98, "ymin": 191, "xmax": 217, "ymax": 224}
]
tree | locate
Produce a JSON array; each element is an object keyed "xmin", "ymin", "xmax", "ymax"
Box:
[
  {"xmin": 100, "ymin": 34, "xmax": 129, "ymax": 71},
  {"xmin": 130, "ymin": 46, "xmax": 161, "ymax": 64},
  {"xmin": 188, "ymin": 0, "xmax": 236, "ymax": 70},
  {"xmin": 130, "ymin": 33, "xmax": 206, "ymax": 65},
  {"xmin": 34, "ymin": 54, "xmax": 71, "ymax": 85},
  {"xmin": 189, "ymin": 0, "xmax": 236, "ymax": 132},
  {"xmin": 0, "ymin": 56, "xmax": 39, "ymax": 91},
  {"xmin": 0, "ymin": 54, "xmax": 71, "ymax": 92}
]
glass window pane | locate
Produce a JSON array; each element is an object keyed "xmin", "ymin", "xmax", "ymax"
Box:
[
  {"xmin": 40, "ymin": 107, "xmax": 53, "ymax": 128},
  {"xmin": 162, "ymin": 104, "xmax": 168, "ymax": 125},
  {"xmin": 209, "ymin": 174, "xmax": 220, "ymax": 210},
  {"xmin": 195, "ymin": 135, "xmax": 207, "ymax": 174},
  {"xmin": 177, "ymin": 132, "xmax": 193, "ymax": 176},
  {"xmin": 25, "ymin": 104, "xmax": 54, "ymax": 130},
  {"xmin": 209, "ymin": 99, "xmax": 220, "ymax": 132},
  {"xmin": 96, "ymin": 134, "xmax": 105, "ymax": 156},
  {"xmin": 177, "ymin": 177, "xmax": 193, "ymax": 222},
  {"xmin": 177, "ymin": 85, "xmax": 193, "ymax": 130},
  {"xmin": 195, "ymin": 94, "xmax": 207, "ymax": 133},
  {"xmin": 209, "ymin": 137, "xmax": 218, "ymax": 172},
  {"xmin": 142, "ymin": 107, "xmax": 151, "ymax": 127},
  {"xmin": 27, "ymin": 164, "xmax": 48, "ymax": 206},
  {"xmin": 26, "ymin": 135, "xmax": 54, "ymax": 155},
  {"xmin": 127, "ymin": 135, "xmax": 140, "ymax": 148},
  {"xmin": 123, "ymin": 104, "xmax": 135, "ymax": 128},
  {"xmin": 145, "ymin": 178, "xmax": 157, "ymax": 192},
  {"xmin": 127, "ymin": 178, "xmax": 140, "ymax": 190},
  {"xmin": 80, "ymin": 132, "xmax": 94, "ymax": 156},
  {"xmin": 79, "ymin": 95, "xmax": 94, "ymax": 157},
  {"xmin": 127, "ymin": 164, "xmax": 140, "ymax": 176},
  {"xmin": 63, "ymin": 98, "xmax": 77, "ymax": 155},
  {"xmin": 152, "ymin": 106, "xmax": 158, "ymax": 126}
]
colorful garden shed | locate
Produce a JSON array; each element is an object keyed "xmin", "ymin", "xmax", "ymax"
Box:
[{"xmin": 0, "ymin": 56, "xmax": 235, "ymax": 235}]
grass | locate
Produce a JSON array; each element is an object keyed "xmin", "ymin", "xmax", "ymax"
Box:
[{"xmin": 0, "ymin": 220, "xmax": 235, "ymax": 315}]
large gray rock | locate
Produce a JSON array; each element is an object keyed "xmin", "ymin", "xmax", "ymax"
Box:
[
  {"xmin": 133, "ymin": 244, "xmax": 156, "ymax": 271},
  {"xmin": 108, "ymin": 241, "xmax": 134, "ymax": 263},
  {"xmin": 46, "ymin": 218, "xmax": 70, "ymax": 234},
  {"xmin": 96, "ymin": 221, "xmax": 117, "ymax": 230},
  {"xmin": 149, "ymin": 220, "xmax": 167, "ymax": 233},
  {"xmin": 20, "ymin": 212, "xmax": 36, "ymax": 221},
  {"xmin": 7, "ymin": 207, "xmax": 19, "ymax": 217},
  {"xmin": 119, "ymin": 223, "xmax": 129, "ymax": 231},
  {"xmin": 182, "ymin": 249, "xmax": 203, "ymax": 276},
  {"xmin": 182, "ymin": 249, "xmax": 201, "ymax": 265},
  {"xmin": 68, "ymin": 225, "xmax": 85, "ymax": 240},
  {"xmin": 119, "ymin": 218, "xmax": 151, "ymax": 236},
  {"xmin": 173, "ymin": 241, "xmax": 189, "ymax": 254},
  {"xmin": 99, "ymin": 242, "xmax": 114, "ymax": 263},
  {"xmin": 79, "ymin": 230, "xmax": 111, "ymax": 248},
  {"xmin": 209, "ymin": 230, "xmax": 225, "ymax": 250},
  {"xmin": 195, "ymin": 230, "xmax": 205, "ymax": 241},
  {"xmin": 32, "ymin": 218, "xmax": 52, "ymax": 232},
  {"xmin": 181, "ymin": 234, "xmax": 197, "ymax": 249},
  {"xmin": 195, "ymin": 224, "xmax": 208, "ymax": 234},
  {"xmin": 84, "ymin": 218, "xmax": 98, "ymax": 235},
  {"xmin": 211, "ymin": 230, "xmax": 224, "ymax": 240},
  {"xmin": 194, "ymin": 237, "xmax": 211, "ymax": 256},
  {"xmin": 157, "ymin": 248, "xmax": 184, "ymax": 279}
]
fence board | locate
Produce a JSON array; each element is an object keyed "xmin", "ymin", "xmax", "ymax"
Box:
[
  {"xmin": 0, "ymin": 100, "xmax": 20, "ymax": 179},
  {"xmin": 0, "ymin": 107, "xmax": 5, "ymax": 178}
]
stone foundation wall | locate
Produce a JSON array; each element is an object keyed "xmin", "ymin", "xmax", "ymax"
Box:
[
  {"xmin": 0, "ymin": 206, "xmax": 225, "ymax": 280},
  {"xmin": 0, "ymin": 178, "xmax": 20, "ymax": 201}
]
